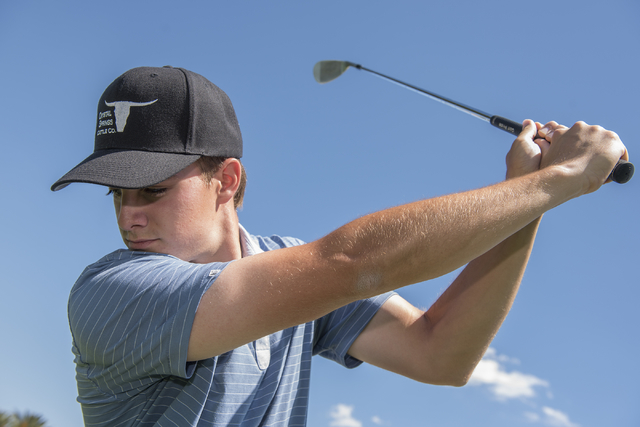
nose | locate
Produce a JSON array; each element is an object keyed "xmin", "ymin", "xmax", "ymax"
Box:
[{"xmin": 116, "ymin": 190, "xmax": 149, "ymax": 231}]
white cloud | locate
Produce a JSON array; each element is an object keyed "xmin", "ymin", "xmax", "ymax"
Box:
[
  {"xmin": 484, "ymin": 347, "xmax": 521, "ymax": 365},
  {"xmin": 525, "ymin": 411, "xmax": 541, "ymax": 422},
  {"xmin": 330, "ymin": 404, "xmax": 362, "ymax": 427},
  {"xmin": 327, "ymin": 350, "xmax": 579, "ymax": 427},
  {"xmin": 469, "ymin": 357, "xmax": 549, "ymax": 400},
  {"xmin": 371, "ymin": 415, "xmax": 384, "ymax": 425},
  {"xmin": 468, "ymin": 349, "xmax": 580, "ymax": 427},
  {"xmin": 541, "ymin": 406, "xmax": 580, "ymax": 427}
]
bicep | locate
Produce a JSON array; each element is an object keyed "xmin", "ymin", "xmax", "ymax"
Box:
[{"xmin": 187, "ymin": 242, "xmax": 359, "ymax": 361}]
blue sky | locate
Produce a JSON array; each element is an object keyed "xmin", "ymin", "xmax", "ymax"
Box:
[{"xmin": 1, "ymin": 1, "xmax": 638, "ymax": 426}]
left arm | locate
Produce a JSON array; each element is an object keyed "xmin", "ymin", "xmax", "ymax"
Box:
[
  {"xmin": 348, "ymin": 217, "xmax": 540, "ymax": 386},
  {"xmin": 348, "ymin": 120, "xmax": 547, "ymax": 385}
]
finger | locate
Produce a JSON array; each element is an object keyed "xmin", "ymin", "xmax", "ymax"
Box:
[
  {"xmin": 519, "ymin": 119, "xmax": 538, "ymax": 140},
  {"xmin": 532, "ymin": 122, "xmax": 546, "ymax": 141},
  {"xmin": 533, "ymin": 137, "xmax": 551, "ymax": 158},
  {"xmin": 538, "ymin": 121, "xmax": 569, "ymax": 142},
  {"xmin": 622, "ymin": 148, "xmax": 629, "ymax": 162},
  {"xmin": 604, "ymin": 149, "xmax": 629, "ymax": 185},
  {"xmin": 534, "ymin": 122, "xmax": 543, "ymax": 134}
]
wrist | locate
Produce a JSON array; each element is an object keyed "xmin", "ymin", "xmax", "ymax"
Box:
[{"xmin": 535, "ymin": 164, "xmax": 586, "ymax": 205}]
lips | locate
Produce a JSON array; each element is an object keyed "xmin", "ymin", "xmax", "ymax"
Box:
[{"xmin": 126, "ymin": 239, "xmax": 159, "ymax": 250}]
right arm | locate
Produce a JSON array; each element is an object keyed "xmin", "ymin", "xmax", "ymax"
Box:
[{"xmin": 188, "ymin": 121, "xmax": 627, "ymax": 361}]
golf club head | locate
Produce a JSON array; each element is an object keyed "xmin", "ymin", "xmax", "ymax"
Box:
[{"xmin": 313, "ymin": 60, "xmax": 357, "ymax": 83}]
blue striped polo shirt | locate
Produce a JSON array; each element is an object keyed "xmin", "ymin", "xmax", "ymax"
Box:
[{"xmin": 68, "ymin": 226, "xmax": 393, "ymax": 426}]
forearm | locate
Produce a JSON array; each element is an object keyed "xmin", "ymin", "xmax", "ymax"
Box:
[
  {"xmin": 317, "ymin": 166, "xmax": 570, "ymax": 299},
  {"xmin": 190, "ymin": 121, "xmax": 625, "ymax": 362},
  {"xmin": 336, "ymin": 121, "xmax": 625, "ymax": 385},
  {"xmin": 422, "ymin": 216, "xmax": 542, "ymax": 383}
]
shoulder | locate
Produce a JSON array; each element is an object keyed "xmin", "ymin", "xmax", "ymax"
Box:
[
  {"xmin": 69, "ymin": 249, "xmax": 229, "ymax": 304},
  {"xmin": 240, "ymin": 224, "xmax": 305, "ymax": 252},
  {"xmin": 68, "ymin": 249, "xmax": 230, "ymax": 354},
  {"xmin": 74, "ymin": 249, "xmax": 209, "ymax": 283},
  {"xmin": 252, "ymin": 234, "xmax": 306, "ymax": 251},
  {"xmin": 239, "ymin": 224, "xmax": 306, "ymax": 256}
]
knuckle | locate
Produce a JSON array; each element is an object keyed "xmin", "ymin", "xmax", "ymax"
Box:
[
  {"xmin": 586, "ymin": 125, "xmax": 603, "ymax": 137},
  {"xmin": 605, "ymin": 130, "xmax": 619, "ymax": 141}
]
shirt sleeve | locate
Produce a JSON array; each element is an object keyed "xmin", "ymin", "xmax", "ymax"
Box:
[
  {"xmin": 312, "ymin": 292, "xmax": 396, "ymax": 368},
  {"xmin": 251, "ymin": 233, "xmax": 397, "ymax": 370},
  {"xmin": 68, "ymin": 250, "xmax": 229, "ymax": 401}
]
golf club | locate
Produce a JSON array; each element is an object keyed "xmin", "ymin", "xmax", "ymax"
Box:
[{"xmin": 313, "ymin": 60, "xmax": 633, "ymax": 184}]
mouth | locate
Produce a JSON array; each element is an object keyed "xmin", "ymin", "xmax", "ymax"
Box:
[{"xmin": 126, "ymin": 239, "xmax": 159, "ymax": 250}]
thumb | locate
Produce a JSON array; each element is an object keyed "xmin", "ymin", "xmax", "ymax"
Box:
[{"xmin": 519, "ymin": 119, "xmax": 538, "ymax": 140}]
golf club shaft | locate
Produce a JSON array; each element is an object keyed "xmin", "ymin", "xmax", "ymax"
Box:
[{"xmin": 353, "ymin": 64, "xmax": 633, "ymax": 184}]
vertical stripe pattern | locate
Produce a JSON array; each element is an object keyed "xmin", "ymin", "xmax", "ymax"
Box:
[{"xmin": 68, "ymin": 227, "xmax": 394, "ymax": 426}]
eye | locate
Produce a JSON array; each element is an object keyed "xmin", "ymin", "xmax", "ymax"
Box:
[
  {"xmin": 106, "ymin": 188, "xmax": 122, "ymax": 197},
  {"xmin": 143, "ymin": 187, "xmax": 167, "ymax": 197}
]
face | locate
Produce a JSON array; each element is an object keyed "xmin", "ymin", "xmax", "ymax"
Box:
[{"xmin": 109, "ymin": 162, "xmax": 230, "ymax": 263}]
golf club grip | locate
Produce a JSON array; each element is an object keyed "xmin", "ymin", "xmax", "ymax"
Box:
[
  {"xmin": 490, "ymin": 115, "xmax": 633, "ymax": 184},
  {"xmin": 491, "ymin": 115, "xmax": 522, "ymax": 135}
]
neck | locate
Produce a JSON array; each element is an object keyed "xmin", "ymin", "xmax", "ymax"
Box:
[
  {"xmin": 196, "ymin": 206, "xmax": 242, "ymax": 264},
  {"xmin": 215, "ymin": 213, "xmax": 243, "ymax": 262}
]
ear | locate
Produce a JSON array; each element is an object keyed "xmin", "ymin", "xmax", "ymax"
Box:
[{"xmin": 217, "ymin": 158, "xmax": 242, "ymax": 205}]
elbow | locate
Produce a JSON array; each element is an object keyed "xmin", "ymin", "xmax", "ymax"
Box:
[
  {"xmin": 441, "ymin": 362, "xmax": 476, "ymax": 387},
  {"xmin": 435, "ymin": 359, "xmax": 480, "ymax": 387},
  {"xmin": 416, "ymin": 369, "xmax": 472, "ymax": 387},
  {"xmin": 410, "ymin": 354, "xmax": 477, "ymax": 387},
  {"xmin": 446, "ymin": 371, "xmax": 472, "ymax": 387}
]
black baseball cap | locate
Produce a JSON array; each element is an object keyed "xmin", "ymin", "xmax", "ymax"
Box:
[{"xmin": 51, "ymin": 66, "xmax": 242, "ymax": 191}]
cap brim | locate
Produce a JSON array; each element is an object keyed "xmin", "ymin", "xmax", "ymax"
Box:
[{"xmin": 51, "ymin": 149, "xmax": 202, "ymax": 191}]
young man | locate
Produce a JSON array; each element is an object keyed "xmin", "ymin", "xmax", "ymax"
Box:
[{"xmin": 52, "ymin": 66, "xmax": 627, "ymax": 426}]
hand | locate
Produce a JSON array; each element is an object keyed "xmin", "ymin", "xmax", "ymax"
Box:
[
  {"xmin": 505, "ymin": 119, "xmax": 551, "ymax": 179},
  {"xmin": 537, "ymin": 121, "xmax": 628, "ymax": 195}
]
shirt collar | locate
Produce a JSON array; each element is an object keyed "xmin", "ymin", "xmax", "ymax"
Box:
[{"xmin": 238, "ymin": 224, "xmax": 263, "ymax": 257}]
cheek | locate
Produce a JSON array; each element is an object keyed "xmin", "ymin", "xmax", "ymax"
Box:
[{"xmin": 171, "ymin": 191, "xmax": 217, "ymax": 241}]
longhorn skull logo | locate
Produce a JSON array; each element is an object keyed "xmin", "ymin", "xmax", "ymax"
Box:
[{"xmin": 104, "ymin": 99, "xmax": 158, "ymax": 132}]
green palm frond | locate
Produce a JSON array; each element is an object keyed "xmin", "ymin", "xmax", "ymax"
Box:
[{"xmin": 0, "ymin": 411, "xmax": 48, "ymax": 427}]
